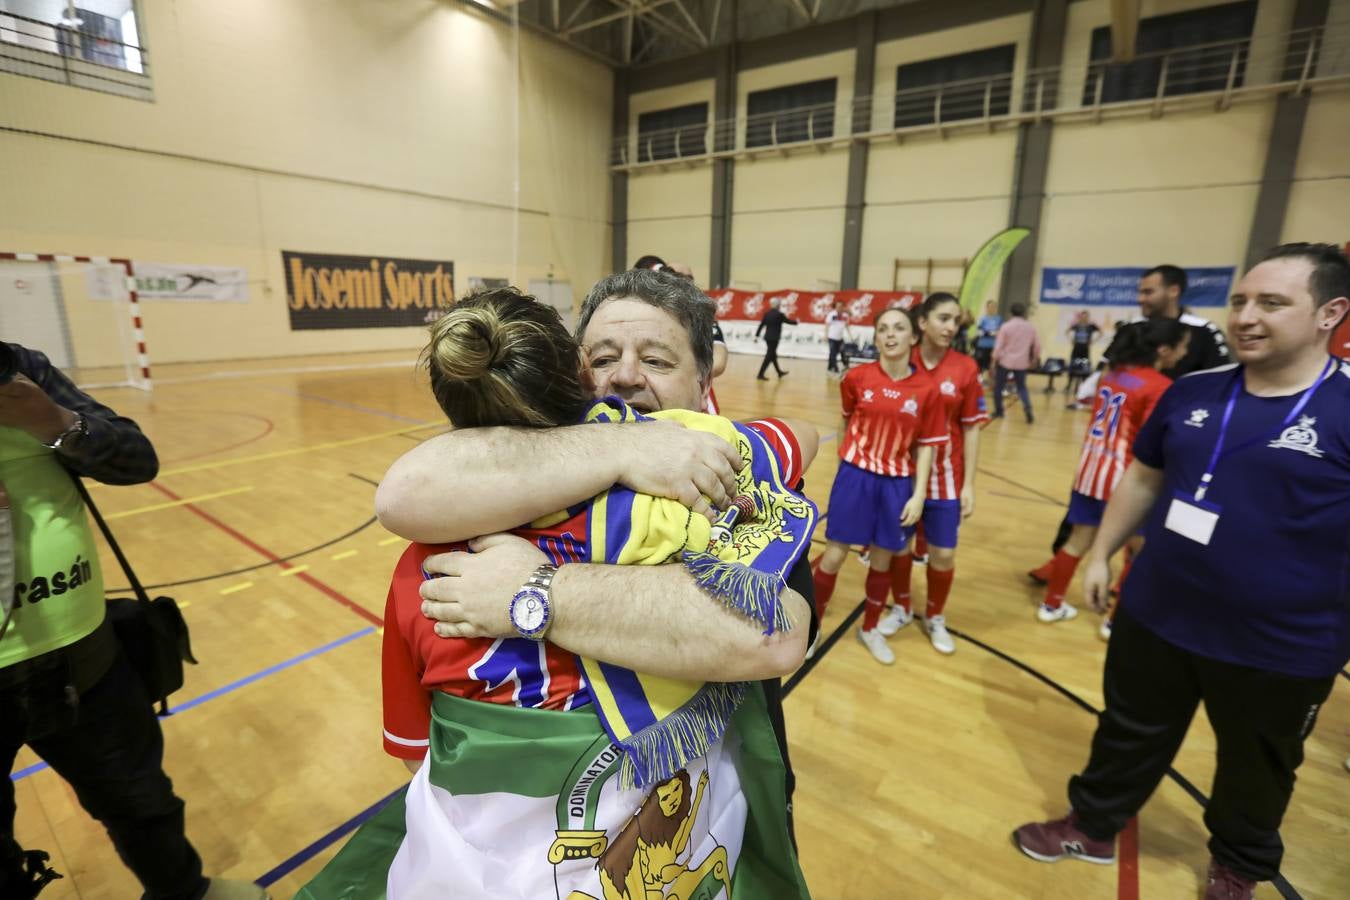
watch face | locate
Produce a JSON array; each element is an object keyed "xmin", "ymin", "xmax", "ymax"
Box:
[{"xmin": 511, "ymin": 588, "xmax": 548, "ymax": 634}]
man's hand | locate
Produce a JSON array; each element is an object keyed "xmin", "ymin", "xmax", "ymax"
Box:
[
  {"xmin": 959, "ymin": 484, "xmax": 976, "ymax": 519},
  {"xmin": 0, "ymin": 374, "xmax": 75, "ymax": 444},
  {"xmin": 419, "ymin": 534, "xmax": 547, "ymax": 638},
  {"xmin": 900, "ymin": 494, "xmax": 925, "ymax": 527},
  {"xmin": 617, "ymin": 421, "xmax": 742, "ymax": 519},
  {"xmin": 1082, "ymin": 555, "xmax": 1112, "ymax": 614}
]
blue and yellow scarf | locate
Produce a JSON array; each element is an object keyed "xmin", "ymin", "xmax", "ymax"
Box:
[{"xmin": 578, "ymin": 398, "xmax": 817, "ymax": 789}]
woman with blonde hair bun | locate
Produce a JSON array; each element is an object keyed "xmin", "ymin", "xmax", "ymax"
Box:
[{"xmin": 301, "ymin": 286, "xmax": 817, "ymax": 900}]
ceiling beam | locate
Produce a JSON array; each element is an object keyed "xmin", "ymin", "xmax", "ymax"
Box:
[{"xmin": 564, "ymin": 0, "xmax": 676, "ymax": 37}]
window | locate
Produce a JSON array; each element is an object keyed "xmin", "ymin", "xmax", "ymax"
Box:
[
  {"xmin": 1082, "ymin": 1, "xmax": 1257, "ymax": 105},
  {"xmin": 746, "ymin": 78, "xmax": 836, "ymax": 148},
  {"xmin": 895, "ymin": 44, "xmax": 1016, "ymax": 128},
  {"xmin": 1, "ymin": 0, "xmax": 143, "ymax": 72},
  {"xmin": 636, "ymin": 102, "xmax": 709, "ymax": 162}
]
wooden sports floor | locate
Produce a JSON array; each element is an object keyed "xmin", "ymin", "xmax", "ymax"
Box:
[{"xmin": 11, "ymin": 349, "xmax": 1349, "ymax": 899}]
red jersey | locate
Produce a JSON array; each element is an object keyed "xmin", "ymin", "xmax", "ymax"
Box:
[
  {"xmin": 911, "ymin": 347, "xmax": 989, "ymax": 499},
  {"xmin": 381, "ymin": 418, "xmax": 805, "ymax": 761},
  {"xmin": 837, "ymin": 362, "xmax": 948, "ymax": 477},
  {"xmin": 1073, "ymin": 365, "xmax": 1172, "ymax": 500}
]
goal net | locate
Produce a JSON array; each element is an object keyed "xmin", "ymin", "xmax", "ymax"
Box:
[{"xmin": 0, "ymin": 255, "xmax": 150, "ymax": 391}]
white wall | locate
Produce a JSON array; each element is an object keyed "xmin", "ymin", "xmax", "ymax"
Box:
[{"xmin": 0, "ymin": 0, "xmax": 612, "ymax": 366}]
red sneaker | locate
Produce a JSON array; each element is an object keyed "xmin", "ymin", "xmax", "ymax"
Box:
[
  {"xmin": 1012, "ymin": 812, "xmax": 1115, "ymax": 865},
  {"xmin": 1204, "ymin": 860, "xmax": 1256, "ymax": 900}
]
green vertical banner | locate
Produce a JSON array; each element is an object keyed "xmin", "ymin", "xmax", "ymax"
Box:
[{"xmin": 958, "ymin": 227, "xmax": 1030, "ymax": 314}]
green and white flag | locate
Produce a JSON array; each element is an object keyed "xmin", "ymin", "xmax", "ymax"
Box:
[{"xmin": 300, "ymin": 686, "xmax": 808, "ymax": 900}]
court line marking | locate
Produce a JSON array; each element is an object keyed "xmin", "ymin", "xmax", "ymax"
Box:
[
  {"xmin": 378, "ymin": 536, "xmax": 403, "ymax": 546},
  {"xmin": 9, "ymin": 628, "xmax": 376, "ymax": 784},
  {"xmin": 948, "ymin": 627, "xmax": 1305, "ymax": 900},
  {"xmin": 103, "ymin": 515, "xmax": 378, "ymax": 593},
  {"xmin": 258, "ymin": 386, "xmax": 435, "ymax": 425},
  {"xmin": 1118, "ymin": 817, "xmax": 1140, "ymax": 900},
  {"xmin": 104, "ymin": 486, "xmax": 255, "ymax": 521},
  {"xmin": 330, "ymin": 550, "xmax": 359, "ymax": 561},
  {"xmin": 976, "ymin": 467, "xmax": 1066, "ymax": 506},
  {"xmin": 256, "ymin": 785, "xmax": 404, "ymax": 888},
  {"xmin": 220, "ymin": 581, "xmax": 254, "ymax": 596},
  {"xmin": 146, "ymin": 359, "xmax": 422, "ymax": 386},
  {"xmin": 279, "ymin": 565, "xmax": 310, "ymax": 577},
  {"xmin": 160, "ymin": 413, "xmax": 276, "ymax": 465},
  {"xmin": 154, "ymin": 423, "xmax": 441, "ymax": 478},
  {"xmin": 147, "ymin": 482, "xmax": 383, "ymax": 627}
]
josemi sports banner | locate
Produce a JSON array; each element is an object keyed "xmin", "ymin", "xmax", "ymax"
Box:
[
  {"xmin": 282, "ymin": 251, "xmax": 455, "ymax": 330},
  {"xmin": 709, "ymin": 289, "xmax": 923, "ymax": 360}
]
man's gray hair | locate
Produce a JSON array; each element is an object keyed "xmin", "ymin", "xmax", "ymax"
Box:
[{"xmin": 576, "ymin": 269, "xmax": 717, "ymax": 378}]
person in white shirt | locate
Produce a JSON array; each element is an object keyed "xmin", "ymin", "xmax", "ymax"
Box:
[{"xmin": 825, "ymin": 300, "xmax": 852, "ymax": 376}]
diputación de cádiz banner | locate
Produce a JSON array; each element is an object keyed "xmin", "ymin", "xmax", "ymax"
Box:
[{"xmin": 282, "ymin": 251, "xmax": 455, "ymax": 330}]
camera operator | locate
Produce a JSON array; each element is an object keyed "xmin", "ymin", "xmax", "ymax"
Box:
[{"xmin": 0, "ymin": 341, "xmax": 265, "ymax": 899}]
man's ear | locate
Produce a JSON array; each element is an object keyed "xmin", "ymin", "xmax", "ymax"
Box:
[{"xmin": 1318, "ymin": 296, "xmax": 1349, "ymax": 333}]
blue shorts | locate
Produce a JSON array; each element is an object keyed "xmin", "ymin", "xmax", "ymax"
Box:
[
  {"xmin": 1066, "ymin": 491, "xmax": 1106, "ymax": 527},
  {"xmin": 825, "ymin": 461, "xmax": 915, "ymax": 553},
  {"xmin": 921, "ymin": 499, "xmax": 962, "ymax": 548}
]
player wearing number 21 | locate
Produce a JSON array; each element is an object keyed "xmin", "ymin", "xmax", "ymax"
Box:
[
  {"xmin": 1028, "ymin": 317, "xmax": 1190, "ymax": 630},
  {"xmin": 1014, "ymin": 243, "xmax": 1350, "ymax": 900}
]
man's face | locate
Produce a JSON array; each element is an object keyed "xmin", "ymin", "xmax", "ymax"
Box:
[
  {"xmin": 1077, "ymin": 311, "xmax": 1089, "ymax": 324},
  {"xmin": 985, "ymin": 301, "xmax": 997, "ymax": 315},
  {"xmin": 581, "ymin": 298, "xmax": 709, "ymax": 413},
  {"xmin": 1137, "ymin": 274, "xmax": 1178, "ymax": 318},
  {"xmin": 1227, "ymin": 258, "xmax": 1341, "ymax": 368}
]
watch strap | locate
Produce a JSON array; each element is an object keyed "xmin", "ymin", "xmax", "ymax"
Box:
[{"xmin": 43, "ymin": 412, "xmax": 86, "ymax": 451}]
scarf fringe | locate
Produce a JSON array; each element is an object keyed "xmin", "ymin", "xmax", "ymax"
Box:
[
  {"xmin": 618, "ymin": 681, "xmax": 747, "ymax": 790},
  {"xmin": 681, "ymin": 550, "xmax": 793, "ymax": 635}
]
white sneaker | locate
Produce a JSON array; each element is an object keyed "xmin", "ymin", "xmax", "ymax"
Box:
[
  {"xmin": 1098, "ymin": 619, "xmax": 1113, "ymax": 642},
  {"xmin": 857, "ymin": 549, "xmax": 871, "ymax": 567},
  {"xmin": 923, "ymin": 615, "xmax": 956, "ymax": 655},
  {"xmin": 913, "ymin": 553, "xmax": 929, "ymax": 566},
  {"xmin": 858, "ymin": 627, "xmax": 896, "ymax": 664},
  {"xmin": 1038, "ymin": 602, "xmax": 1079, "ymax": 623},
  {"xmin": 804, "ymin": 633, "xmax": 820, "ymax": 660},
  {"xmin": 877, "ymin": 604, "xmax": 913, "ymax": 637}
]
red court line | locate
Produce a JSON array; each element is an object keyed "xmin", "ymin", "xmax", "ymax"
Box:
[
  {"xmin": 1118, "ymin": 817, "xmax": 1140, "ymax": 900},
  {"xmin": 148, "ymin": 482, "xmax": 383, "ymax": 627}
]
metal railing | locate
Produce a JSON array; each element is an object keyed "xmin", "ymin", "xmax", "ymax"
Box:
[
  {"xmin": 613, "ymin": 24, "xmax": 1350, "ymax": 169},
  {"xmin": 0, "ymin": 10, "xmax": 152, "ymax": 99}
]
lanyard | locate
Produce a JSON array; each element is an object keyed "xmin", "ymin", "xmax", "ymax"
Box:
[{"xmin": 1195, "ymin": 356, "xmax": 1336, "ymax": 501}]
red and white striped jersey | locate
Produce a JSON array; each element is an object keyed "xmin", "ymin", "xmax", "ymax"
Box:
[
  {"xmin": 1073, "ymin": 365, "xmax": 1173, "ymax": 500},
  {"xmin": 838, "ymin": 362, "xmax": 948, "ymax": 477},
  {"xmin": 380, "ymin": 418, "xmax": 803, "ymax": 761},
  {"xmin": 912, "ymin": 347, "xmax": 989, "ymax": 499}
]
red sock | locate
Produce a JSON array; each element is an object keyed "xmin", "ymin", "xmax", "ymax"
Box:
[
  {"xmin": 861, "ymin": 569, "xmax": 890, "ymax": 632},
  {"xmin": 889, "ymin": 553, "xmax": 913, "ymax": 612},
  {"xmin": 1044, "ymin": 550, "xmax": 1081, "ymax": 609},
  {"xmin": 1030, "ymin": 558, "xmax": 1055, "ymax": 582},
  {"xmin": 813, "ymin": 566, "xmax": 838, "ymax": 622},
  {"xmin": 925, "ymin": 567, "xmax": 955, "ymax": 618}
]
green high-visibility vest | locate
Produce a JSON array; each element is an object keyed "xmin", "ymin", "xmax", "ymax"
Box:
[{"xmin": 0, "ymin": 426, "xmax": 104, "ymax": 669}]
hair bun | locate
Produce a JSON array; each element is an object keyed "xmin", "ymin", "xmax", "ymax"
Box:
[{"xmin": 428, "ymin": 306, "xmax": 503, "ymax": 382}]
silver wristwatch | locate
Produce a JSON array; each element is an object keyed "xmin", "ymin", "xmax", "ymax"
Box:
[
  {"xmin": 42, "ymin": 412, "xmax": 86, "ymax": 452},
  {"xmin": 508, "ymin": 564, "xmax": 557, "ymax": 640}
]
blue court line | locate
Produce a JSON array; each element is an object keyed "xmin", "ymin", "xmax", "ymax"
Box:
[
  {"xmin": 9, "ymin": 627, "xmax": 376, "ymax": 784},
  {"xmin": 820, "ymin": 432, "xmax": 837, "ymax": 444},
  {"xmin": 256, "ymin": 785, "xmax": 404, "ymax": 887},
  {"xmin": 259, "ymin": 386, "xmax": 435, "ymax": 426}
]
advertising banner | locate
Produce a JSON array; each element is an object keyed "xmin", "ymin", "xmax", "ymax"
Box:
[
  {"xmin": 283, "ymin": 251, "xmax": 455, "ymax": 330},
  {"xmin": 959, "ymin": 227, "xmax": 1029, "ymax": 314},
  {"xmin": 710, "ymin": 289, "xmax": 923, "ymax": 360},
  {"xmin": 1040, "ymin": 266, "xmax": 1235, "ymax": 308}
]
